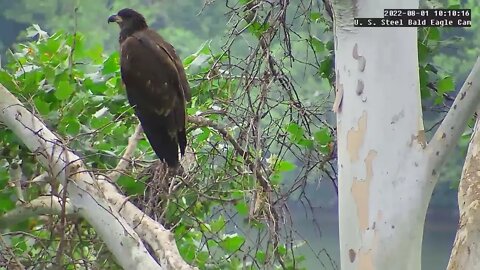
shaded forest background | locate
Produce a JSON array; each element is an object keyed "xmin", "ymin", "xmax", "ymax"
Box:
[{"xmin": 0, "ymin": 0, "xmax": 479, "ymax": 269}]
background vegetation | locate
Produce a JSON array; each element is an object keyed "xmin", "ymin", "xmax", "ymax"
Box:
[{"xmin": 0, "ymin": 0, "xmax": 478, "ymax": 269}]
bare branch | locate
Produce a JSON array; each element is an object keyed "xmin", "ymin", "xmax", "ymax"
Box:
[
  {"xmin": 9, "ymin": 161, "xmax": 24, "ymax": 202},
  {"xmin": 31, "ymin": 172, "xmax": 50, "ymax": 184},
  {"xmin": 187, "ymin": 115, "xmax": 272, "ymax": 192},
  {"xmin": 427, "ymin": 57, "xmax": 480, "ymax": 171},
  {"xmin": 0, "ymin": 196, "xmax": 76, "ymax": 227},
  {"xmin": 188, "ymin": 115, "xmax": 248, "ymax": 159},
  {"xmin": 0, "ymin": 233, "xmax": 25, "ymax": 270},
  {"xmin": 98, "ymin": 177, "xmax": 198, "ymax": 270},
  {"xmin": 107, "ymin": 124, "xmax": 143, "ymax": 182}
]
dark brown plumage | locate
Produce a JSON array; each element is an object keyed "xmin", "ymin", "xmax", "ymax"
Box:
[{"xmin": 108, "ymin": 8, "xmax": 190, "ymax": 168}]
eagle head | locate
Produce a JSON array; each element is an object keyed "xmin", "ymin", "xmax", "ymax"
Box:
[{"xmin": 108, "ymin": 8, "xmax": 148, "ymax": 34}]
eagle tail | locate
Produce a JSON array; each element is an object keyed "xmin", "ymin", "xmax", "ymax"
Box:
[
  {"xmin": 136, "ymin": 110, "xmax": 180, "ymax": 167},
  {"xmin": 177, "ymin": 129, "xmax": 187, "ymax": 156}
]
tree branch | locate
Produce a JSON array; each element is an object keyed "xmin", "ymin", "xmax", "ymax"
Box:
[
  {"xmin": 447, "ymin": 114, "xmax": 480, "ymax": 270},
  {"xmin": 9, "ymin": 161, "xmax": 24, "ymax": 202},
  {"xmin": 0, "ymin": 196, "xmax": 76, "ymax": 227},
  {"xmin": 98, "ymin": 177, "xmax": 198, "ymax": 270},
  {"xmin": 107, "ymin": 124, "xmax": 143, "ymax": 182},
  {"xmin": 427, "ymin": 57, "xmax": 480, "ymax": 171},
  {"xmin": 187, "ymin": 115, "xmax": 272, "ymax": 192},
  {"xmin": 0, "ymin": 83, "xmax": 162, "ymax": 269}
]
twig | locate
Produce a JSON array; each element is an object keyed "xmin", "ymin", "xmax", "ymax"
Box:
[
  {"xmin": 107, "ymin": 124, "xmax": 143, "ymax": 182},
  {"xmin": 0, "ymin": 83, "xmax": 162, "ymax": 269},
  {"xmin": 187, "ymin": 115, "xmax": 272, "ymax": 193},
  {"xmin": 188, "ymin": 115, "xmax": 248, "ymax": 159},
  {"xmin": 97, "ymin": 176, "xmax": 198, "ymax": 270},
  {"xmin": 0, "ymin": 196, "xmax": 76, "ymax": 227},
  {"xmin": 0, "ymin": 233, "xmax": 25, "ymax": 270},
  {"xmin": 9, "ymin": 161, "xmax": 24, "ymax": 202}
]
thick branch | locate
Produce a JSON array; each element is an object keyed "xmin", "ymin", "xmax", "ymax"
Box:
[
  {"xmin": 0, "ymin": 196, "xmax": 76, "ymax": 227},
  {"xmin": 427, "ymin": 57, "xmax": 480, "ymax": 171},
  {"xmin": 107, "ymin": 124, "xmax": 143, "ymax": 182},
  {"xmin": 9, "ymin": 161, "xmax": 24, "ymax": 202},
  {"xmin": 0, "ymin": 84, "xmax": 161, "ymax": 269},
  {"xmin": 98, "ymin": 177, "xmax": 198, "ymax": 270},
  {"xmin": 447, "ymin": 115, "xmax": 480, "ymax": 269}
]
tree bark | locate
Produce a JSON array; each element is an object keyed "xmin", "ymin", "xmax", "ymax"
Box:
[
  {"xmin": 447, "ymin": 116, "xmax": 480, "ymax": 270},
  {"xmin": 0, "ymin": 83, "xmax": 195, "ymax": 270},
  {"xmin": 330, "ymin": 0, "xmax": 480, "ymax": 269}
]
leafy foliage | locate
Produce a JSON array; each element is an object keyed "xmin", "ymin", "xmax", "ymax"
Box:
[
  {"xmin": 0, "ymin": 8, "xmax": 335, "ymax": 266},
  {"xmin": 1, "ymin": 0, "xmax": 472, "ymax": 268}
]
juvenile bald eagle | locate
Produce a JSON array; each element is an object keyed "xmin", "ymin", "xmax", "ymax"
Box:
[{"xmin": 108, "ymin": 8, "xmax": 190, "ymax": 168}]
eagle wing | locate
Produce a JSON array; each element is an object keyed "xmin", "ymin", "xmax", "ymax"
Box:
[
  {"xmin": 138, "ymin": 30, "xmax": 192, "ymax": 102},
  {"xmin": 120, "ymin": 29, "xmax": 189, "ymax": 166}
]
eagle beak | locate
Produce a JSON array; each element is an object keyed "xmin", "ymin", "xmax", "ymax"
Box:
[{"xmin": 108, "ymin": 15, "xmax": 122, "ymax": 24}]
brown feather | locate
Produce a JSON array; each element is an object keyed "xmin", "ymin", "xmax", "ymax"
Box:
[{"xmin": 110, "ymin": 8, "xmax": 189, "ymax": 167}]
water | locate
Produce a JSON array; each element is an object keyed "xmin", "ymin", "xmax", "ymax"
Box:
[{"xmin": 290, "ymin": 198, "xmax": 458, "ymax": 269}]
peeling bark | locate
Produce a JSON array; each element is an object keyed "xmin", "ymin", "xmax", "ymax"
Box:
[
  {"xmin": 447, "ymin": 117, "xmax": 480, "ymax": 270},
  {"xmin": 0, "ymin": 83, "xmax": 195, "ymax": 269},
  {"xmin": 330, "ymin": 0, "xmax": 480, "ymax": 269}
]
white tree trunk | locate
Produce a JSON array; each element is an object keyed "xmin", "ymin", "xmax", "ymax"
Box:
[
  {"xmin": 331, "ymin": 0, "xmax": 480, "ymax": 269},
  {"xmin": 0, "ymin": 84, "xmax": 197, "ymax": 270},
  {"xmin": 447, "ymin": 116, "xmax": 480, "ymax": 270}
]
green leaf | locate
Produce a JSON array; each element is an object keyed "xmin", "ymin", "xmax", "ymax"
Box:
[
  {"xmin": 117, "ymin": 175, "xmax": 145, "ymax": 195},
  {"xmin": 433, "ymin": 95, "xmax": 444, "ymax": 105},
  {"xmin": 179, "ymin": 242, "xmax": 196, "ymax": 262},
  {"xmin": 248, "ymin": 21, "xmax": 270, "ymax": 38},
  {"xmin": 0, "ymin": 70, "xmax": 18, "ymax": 92},
  {"xmin": 195, "ymin": 40, "xmax": 212, "ymax": 56},
  {"xmin": 256, "ymin": 250, "xmax": 266, "ymax": 264},
  {"xmin": 0, "ymin": 194, "xmax": 15, "ymax": 212},
  {"xmin": 55, "ymin": 81, "xmax": 74, "ymax": 100},
  {"xmin": 298, "ymin": 138, "xmax": 314, "ymax": 149},
  {"xmin": 11, "ymin": 237, "xmax": 28, "ymax": 252},
  {"xmin": 437, "ymin": 76, "xmax": 454, "ymax": 94},
  {"xmin": 66, "ymin": 118, "xmax": 81, "ymax": 135},
  {"xmin": 34, "ymin": 97, "xmax": 50, "ymax": 115},
  {"xmin": 206, "ymin": 239, "xmax": 218, "ymax": 249},
  {"xmin": 220, "ymin": 234, "xmax": 245, "ymax": 253},
  {"xmin": 314, "ymin": 128, "xmax": 332, "ymax": 145},
  {"xmin": 427, "ymin": 28, "xmax": 440, "ymax": 41},
  {"xmin": 196, "ymin": 127, "xmax": 211, "ymax": 142},
  {"xmin": 235, "ymin": 201, "xmax": 249, "ymax": 216},
  {"xmin": 419, "ymin": 67, "xmax": 430, "ymax": 99},
  {"xmin": 102, "ymin": 52, "xmax": 120, "ymax": 74},
  {"xmin": 286, "ymin": 123, "xmax": 304, "ymax": 140},
  {"xmin": 90, "ymin": 116, "xmax": 110, "ymax": 129},
  {"xmin": 276, "ymin": 160, "xmax": 296, "ymax": 172},
  {"xmin": 309, "ymin": 12, "xmax": 322, "ymax": 22},
  {"xmin": 319, "ymin": 58, "xmax": 333, "ymax": 78},
  {"xmin": 448, "ymin": 4, "xmax": 461, "ymax": 9},
  {"xmin": 270, "ymin": 172, "xmax": 282, "ymax": 185},
  {"xmin": 230, "ymin": 190, "xmax": 244, "ymax": 199},
  {"xmin": 86, "ymin": 44, "xmax": 104, "ymax": 64},
  {"xmin": 84, "ymin": 78, "xmax": 107, "ymax": 95},
  {"xmin": 196, "ymin": 251, "xmax": 209, "ymax": 265},
  {"xmin": 183, "ymin": 54, "xmax": 197, "ymax": 67},
  {"xmin": 309, "ymin": 37, "xmax": 325, "ymax": 53},
  {"xmin": 417, "ymin": 42, "xmax": 429, "ymax": 64},
  {"xmin": 211, "ymin": 216, "xmax": 226, "ymax": 232}
]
